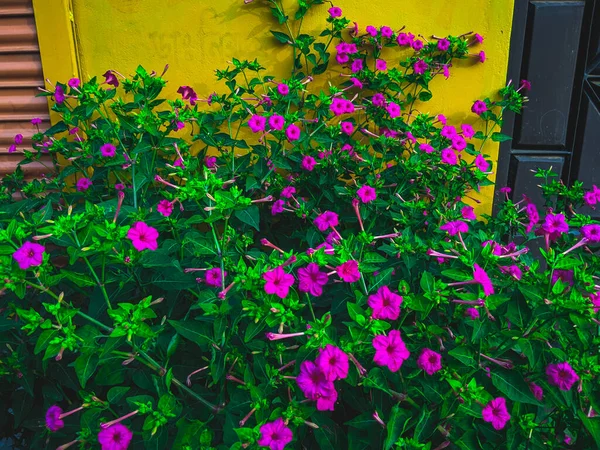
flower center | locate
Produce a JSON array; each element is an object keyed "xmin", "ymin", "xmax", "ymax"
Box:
[
  {"xmin": 113, "ymin": 432, "xmax": 122, "ymax": 442},
  {"xmin": 27, "ymin": 250, "xmax": 35, "ymax": 257}
]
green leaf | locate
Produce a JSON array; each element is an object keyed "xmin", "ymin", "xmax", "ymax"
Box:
[
  {"xmin": 74, "ymin": 351, "xmax": 99, "ymax": 388},
  {"xmin": 62, "ymin": 270, "xmax": 97, "ymax": 287},
  {"xmin": 491, "ymin": 132, "xmax": 512, "ymax": 142},
  {"xmin": 420, "ymin": 271, "xmax": 435, "ymax": 294},
  {"xmin": 418, "ymin": 91, "xmax": 433, "ymax": 102},
  {"xmin": 448, "ymin": 347, "xmax": 476, "ymax": 367},
  {"xmin": 271, "ymin": 30, "xmax": 291, "ymax": 43},
  {"xmin": 490, "ymin": 368, "xmax": 541, "ymax": 406},
  {"xmin": 441, "ymin": 269, "xmax": 472, "ymax": 282},
  {"xmin": 519, "ymin": 285, "xmax": 543, "ymax": 304},
  {"xmin": 345, "ymin": 413, "xmax": 377, "ymax": 430},
  {"xmin": 168, "ymin": 319, "xmax": 213, "ymax": 349},
  {"xmin": 578, "ymin": 411, "xmax": 600, "ymax": 447},
  {"xmin": 107, "ymin": 386, "xmax": 130, "ymax": 403},
  {"xmin": 34, "ymin": 329, "xmax": 58, "ymax": 354},
  {"xmin": 234, "ymin": 205, "xmax": 260, "ymax": 231},
  {"xmin": 384, "ymin": 405, "xmax": 409, "ymax": 450}
]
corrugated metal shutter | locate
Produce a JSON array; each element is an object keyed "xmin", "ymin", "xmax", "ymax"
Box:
[{"xmin": 0, "ymin": 0, "xmax": 50, "ymax": 178}]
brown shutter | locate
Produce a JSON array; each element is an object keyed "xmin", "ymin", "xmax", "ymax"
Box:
[{"xmin": 0, "ymin": 0, "xmax": 51, "ymax": 178}]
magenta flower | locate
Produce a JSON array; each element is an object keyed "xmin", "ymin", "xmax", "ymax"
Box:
[
  {"xmin": 281, "ymin": 186, "xmax": 296, "ymax": 198},
  {"xmin": 263, "ymin": 266, "xmax": 295, "ymax": 299},
  {"xmin": 441, "ymin": 148, "xmax": 458, "ymax": 165},
  {"xmin": 316, "ymin": 345, "xmax": 349, "ymax": 381},
  {"xmin": 461, "ymin": 123, "xmax": 475, "ymax": 138},
  {"xmin": 316, "ymin": 387, "xmax": 338, "ymax": 411},
  {"xmin": 471, "ymin": 100, "xmax": 487, "ymax": 115},
  {"xmin": 296, "ymin": 360, "xmax": 335, "ymax": 400},
  {"xmin": 98, "ymin": 423, "xmax": 133, "ymax": 450},
  {"xmin": 452, "ymin": 135, "xmax": 467, "ymax": 151},
  {"xmin": 440, "ymin": 220, "xmax": 468, "ymax": 236},
  {"xmin": 314, "ymin": 211, "xmax": 339, "ymax": 231},
  {"xmin": 386, "ymin": 102, "xmax": 401, "ymax": 118},
  {"xmin": 482, "ymin": 397, "xmax": 511, "ymax": 430},
  {"xmin": 31, "ymin": 117, "xmax": 42, "ymax": 125},
  {"xmin": 551, "ymin": 269, "xmax": 573, "ymax": 286},
  {"xmin": 337, "ymin": 260, "xmax": 360, "ymax": 283},
  {"xmin": 583, "ymin": 224, "xmax": 600, "ymax": 242},
  {"xmin": 473, "ymin": 263, "xmax": 494, "ymax": 296},
  {"xmin": 205, "ymin": 267, "xmax": 225, "ymax": 287},
  {"xmin": 520, "ymin": 79, "xmax": 531, "ymax": 90},
  {"xmin": 351, "ymin": 59, "xmax": 364, "ymax": 73},
  {"xmin": 156, "ymin": 199, "xmax": 173, "ymax": 217},
  {"xmin": 479, "ymin": 51, "xmax": 486, "ymax": 63},
  {"xmin": 380, "ymin": 26, "xmax": 393, "ymax": 38},
  {"xmin": 115, "ymin": 183, "xmax": 125, "ymax": 191},
  {"xmin": 375, "ymin": 59, "xmax": 387, "ymax": 71},
  {"xmin": 396, "ymin": 32, "xmax": 412, "ymax": 46},
  {"xmin": 76, "ymin": 177, "xmax": 92, "ymax": 192},
  {"xmin": 590, "ymin": 292, "xmax": 600, "ymax": 312},
  {"xmin": 258, "ymin": 418, "xmax": 293, "ymax": 450},
  {"xmin": 101, "ymin": 143, "xmax": 116, "ymax": 158},
  {"xmin": 443, "ymin": 65, "xmax": 450, "ymax": 79},
  {"xmin": 368, "ymin": 285, "xmax": 403, "ymax": 320},
  {"xmin": 412, "ymin": 39, "xmax": 424, "ymax": 51},
  {"xmin": 269, "ymin": 114, "xmax": 285, "ymax": 131},
  {"xmin": 328, "ymin": 6, "xmax": 342, "ymax": 17},
  {"xmin": 68, "ymin": 78, "xmax": 80, "ymax": 88},
  {"xmin": 474, "ymin": 33, "xmax": 484, "ymax": 43},
  {"xmin": 301, "ymin": 155, "xmax": 316, "ymax": 171},
  {"xmin": 103, "ymin": 70, "xmax": 120, "ymax": 87},
  {"xmin": 417, "ymin": 348, "xmax": 442, "ymax": 375},
  {"xmin": 465, "ymin": 307, "xmax": 480, "ymax": 320},
  {"xmin": 45, "ymin": 405, "xmax": 64, "ymax": 431},
  {"xmin": 177, "ymin": 85, "xmax": 198, "ymax": 105},
  {"xmin": 127, "ymin": 222, "xmax": 159, "ymax": 252},
  {"xmin": 277, "ymin": 83, "xmax": 290, "ymax": 96},
  {"xmin": 14, "ymin": 134, "xmax": 24, "ymax": 145},
  {"xmin": 372, "ymin": 330, "xmax": 410, "ymax": 372},
  {"xmin": 437, "ymin": 38, "xmax": 450, "ymax": 51},
  {"xmin": 340, "ymin": 121, "xmax": 354, "ymax": 135},
  {"xmin": 441, "ymin": 125, "xmax": 456, "ymax": 139},
  {"xmin": 547, "ymin": 362, "xmax": 579, "ymax": 391},
  {"xmin": 13, "ymin": 241, "xmax": 45, "ymax": 270},
  {"xmin": 248, "ymin": 115, "xmax": 267, "ymax": 133},
  {"xmin": 366, "ymin": 25, "xmax": 378, "ymax": 37},
  {"xmin": 350, "ymin": 77, "xmax": 363, "ymax": 88},
  {"xmin": 285, "ymin": 124, "xmax": 301, "ymax": 141},
  {"xmin": 413, "ymin": 59, "xmax": 428, "ymax": 74},
  {"xmin": 543, "ymin": 213, "xmax": 569, "ymax": 234},
  {"xmin": 461, "ymin": 205, "xmax": 476, "ymax": 221},
  {"xmin": 584, "ymin": 191, "xmax": 598, "ymax": 206},
  {"xmin": 419, "ymin": 143, "xmax": 434, "ymax": 154},
  {"xmin": 474, "ymin": 154, "xmax": 490, "ymax": 172},
  {"xmin": 357, "ymin": 185, "xmax": 376, "ymax": 203},
  {"xmin": 205, "ymin": 156, "xmax": 217, "ymax": 168},
  {"xmin": 529, "ymin": 382, "xmax": 544, "ymax": 401},
  {"xmin": 499, "ymin": 265, "xmax": 522, "ymax": 280},
  {"xmin": 53, "ymin": 85, "xmax": 66, "ymax": 105},
  {"xmin": 272, "ymin": 199, "xmax": 285, "ymax": 215},
  {"xmin": 298, "ymin": 263, "xmax": 328, "ymax": 296},
  {"xmin": 525, "ymin": 203, "xmax": 539, "ymax": 233}
]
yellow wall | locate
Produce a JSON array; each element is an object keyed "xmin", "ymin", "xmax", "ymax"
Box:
[{"xmin": 34, "ymin": 0, "xmax": 515, "ymax": 216}]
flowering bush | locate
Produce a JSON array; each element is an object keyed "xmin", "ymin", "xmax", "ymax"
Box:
[{"xmin": 1, "ymin": 2, "xmax": 599, "ymax": 449}]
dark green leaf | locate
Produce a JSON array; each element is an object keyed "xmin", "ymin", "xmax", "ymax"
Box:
[
  {"xmin": 168, "ymin": 319, "xmax": 213, "ymax": 349},
  {"xmin": 234, "ymin": 205, "xmax": 260, "ymax": 231},
  {"xmin": 74, "ymin": 351, "xmax": 99, "ymax": 388},
  {"xmin": 491, "ymin": 368, "xmax": 542, "ymax": 406}
]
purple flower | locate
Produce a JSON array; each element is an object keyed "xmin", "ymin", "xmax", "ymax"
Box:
[
  {"xmin": 386, "ymin": 102, "xmax": 401, "ymax": 118},
  {"xmin": 103, "ymin": 70, "xmax": 120, "ymax": 87},
  {"xmin": 45, "ymin": 405, "xmax": 64, "ymax": 431},
  {"xmin": 97, "ymin": 423, "xmax": 133, "ymax": 450},
  {"xmin": 76, "ymin": 177, "xmax": 92, "ymax": 192},
  {"xmin": 366, "ymin": 25, "xmax": 378, "ymax": 37},
  {"xmin": 285, "ymin": 124, "xmax": 301, "ymax": 142},
  {"xmin": 281, "ymin": 186, "xmax": 296, "ymax": 198},
  {"xmin": 368, "ymin": 285, "xmax": 402, "ymax": 320},
  {"xmin": 68, "ymin": 78, "xmax": 81, "ymax": 88},
  {"xmin": 101, "ymin": 143, "xmax": 116, "ymax": 158},
  {"xmin": 461, "ymin": 205, "xmax": 476, "ymax": 221},
  {"xmin": 473, "ymin": 263, "xmax": 495, "ymax": 296},
  {"xmin": 54, "ymin": 85, "xmax": 65, "ymax": 104},
  {"xmin": 328, "ymin": 6, "xmax": 342, "ymax": 17},
  {"xmin": 340, "ymin": 121, "xmax": 354, "ymax": 135},
  {"xmin": 263, "ymin": 266, "xmax": 295, "ymax": 299},
  {"xmin": 543, "ymin": 213, "xmax": 569, "ymax": 235},
  {"xmin": 441, "ymin": 148, "xmax": 458, "ymax": 165},
  {"xmin": 461, "ymin": 123, "xmax": 475, "ymax": 139},
  {"xmin": 316, "ymin": 345, "xmax": 349, "ymax": 381},
  {"xmin": 357, "ymin": 185, "xmax": 376, "ymax": 203},
  {"xmin": 412, "ymin": 39, "xmax": 424, "ymax": 51},
  {"xmin": 336, "ymin": 260, "xmax": 360, "ymax": 283},
  {"xmin": 375, "ymin": 59, "xmax": 387, "ymax": 71},
  {"xmin": 551, "ymin": 269, "xmax": 573, "ymax": 286},
  {"xmin": 156, "ymin": 199, "xmax": 173, "ymax": 217},
  {"xmin": 529, "ymin": 382, "xmax": 544, "ymax": 401},
  {"xmin": 314, "ymin": 211, "xmax": 339, "ymax": 231},
  {"xmin": 471, "ymin": 100, "xmax": 487, "ymax": 115},
  {"xmin": 581, "ymin": 224, "xmax": 600, "ymax": 243},
  {"xmin": 465, "ymin": 308, "xmax": 480, "ymax": 320},
  {"xmin": 31, "ymin": 117, "xmax": 42, "ymax": 125},
  {"xmin": 271, "ymin": 199, "xmax": 285, "ymax": 215},
  {"xmin": 296, "ymin": 360, "xmax": 335, "ymax": 400},
  {"xmin": 419, "ymin": 143, "xmax": 434, "ymax": 154},
  {"xmin": 301, "ymin": 155, "xmax": 316, "ymax": 171},
  {"xmin": 479, "ymin": 51, "xmax": 486, "ymax": 63},
  {"xmin": 298, "ymin": 263, "xmax": 328, "ymax": 296},
  {"xmin": 474, "ymin": 154, "xmax": 490, "ymax": 172},
  {"xmin": 417, "ymin": 348, "xmax": 442, "ymax": 375},
  {"xmin": 248, "ymin": 115, "xmax": 266, "ymax": 133},
  {"xmin": 482, "ymin": 397, "xmax": 511, "ymax": 430},
  {"xmin": 14, "ymin": 134, "xmax": 24, "ymax": 145},
  {"xmin": 546, "ymin": 362, "xmax": 579, "ymax": 391},
  {"xmin": 269, "ymin": 114, "xmax": 285, "ymax": 131},
  {"xmin": 437, "ymin": 38, "xmax": 450, "ymax": 51},
  {"xmin": 372, "ymin": 330, "xmax": 410, "ymax": 372},
  {"xmin": 413, "ymin": 59, "xmax": 428, "ymax": 74},
  {"xmin": 440, "ymin": 220, "xmax": 468, "ymax": 236},
  {"xmin": 177, "ymin": 85, "xmax": 198, "ymax": 105},
  {"xmin": 380, "ymin": 26, "xmax": 393, "ymax": 38},
  {"xmin": 258, "ymin": 418, "xmax": 293, "ymax": 450},
  {"xmin": 205, "ymin": 267, "xmax": 226, "ymax": 288},
  {"xmin": 277, "ymin": 83, "xmax": 290, "ymax": 96}
]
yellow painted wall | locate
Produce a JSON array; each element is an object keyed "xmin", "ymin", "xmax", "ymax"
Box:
[{"xmin": 35, "ymin": 0, "xmax": 515, "ymax": 216}]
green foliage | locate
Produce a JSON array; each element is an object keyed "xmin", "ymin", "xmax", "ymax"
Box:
[{"xmin": 0, "ymin": 2, "xmax": 598, "ymax": 450}]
